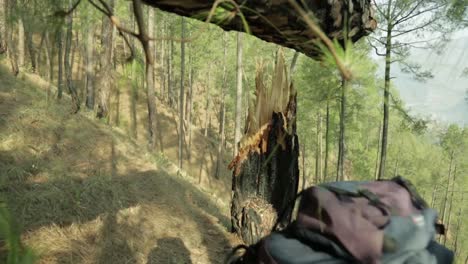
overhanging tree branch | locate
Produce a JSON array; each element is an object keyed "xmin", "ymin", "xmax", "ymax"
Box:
[
  {"xmin": 368, "ymin": 38, "xmax": 386, "ymax": 56},
  {"xmin": 373, "ymin": 0, "xmax": 387, "ymax": 19},
  {"xmin": 142, "ymin": 0, "xmax": 377, "ymax": 59},
  {"xmin": 391, "ymin": 0, "xmax": 417, "ymax": 22},
  {"xmin": 392, "ymin": 16, "xmax": 441, "ymax": 38},
  {"xmin": 287, "ymin": 0, "xmax": 352, "ymax": 80},
  {"xmin": 87, "ymin": 0, "xmax": 138, "ymax": 61},
  {"xmin": 369, "ymin": 35, "xmax": 386, "ymax": 45},
  {"xmin": 54, "ymin": 0, "xmax": 83, "ymax": 16},
  {"xmin": 392, "ymin": 0, "xmax": 425, "ymax": 24},
  {"xmin": 394, "ymin": 4, "xmax": 446, "ymax": 26}
]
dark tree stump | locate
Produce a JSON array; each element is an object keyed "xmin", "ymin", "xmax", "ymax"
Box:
[
  {"xmin": 230, "ymin": 112, "xmax": 299, "ymax": 244},
  {"xmin": 229, "ymin": 52, "xmax": 299, "ymax": 244}
]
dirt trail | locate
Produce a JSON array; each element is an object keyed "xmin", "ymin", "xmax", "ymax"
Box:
[{"xmin": 0, "ymin": 65, "xmax": 239, "ymax": 263}]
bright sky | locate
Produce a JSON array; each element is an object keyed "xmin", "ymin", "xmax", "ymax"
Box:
[{"xmin": 373, "ymin": 28, "xmax": 468, "ymax": 126}]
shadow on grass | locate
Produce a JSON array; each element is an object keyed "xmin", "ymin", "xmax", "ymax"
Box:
[
  {"xmin": 147, "ymin": 237, "xmax": 192, "ymax": 264},
  {"xmin": 1, "ymin": 149, "xmax": 231, "ymax": 263},
  {"xmin": 0, "ymin": 63, "xmax": 233, "ymax": 263}
]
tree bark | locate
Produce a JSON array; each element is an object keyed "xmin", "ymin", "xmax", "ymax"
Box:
[
  {"xmin": 159, "ymin": 20, "xmax": 166, "ymax": 100},
  {"xmin": 336, "ymin": 78, "xmax": 347, "ymax": 181},
  {"xmin": 315, "ymin": 111, "xmax": 322, "ymax": 183},
  {"xmin": 96, "ymin": 0, "xmax": 114, "ymax": 119},
  {"xmin": 48, "ymin": 31, "xmax": 55, "ymax": 82},
  {"xmin": 17, "ymin": 18, "xmax": 24, "ymax": 67},
  {"xmin": 56, "ymin": 28, "xmax": 64, "ymax": 99},
  {"xmin": 187, "ymin": 43, "xmax": 194, "ymax": 159},
  {"xmin": 142, "ymin": 0, "xmax": 376, "ymax": 58},
  {"xmin": 234, "ymin": 32, "xmax": 243, "ymax": 155},
  {"xmin": 136, "ymin": 0, "xmax": 160, "ymax": 150},
  {"xmin": 378, "ymin": 3, "xmax": 393, "ymax": 180},
  {"xmin": 0, "ymin": 0, "xmax": 5, "ymax": 53},
  {"xmin": 44, "ymin": 32, "xmax": 52, "ymax": 101},
  {"xmin": 230, "ymin": 50, "xmax": 299, "ymax": 244},
  {"xmin": 130, "ymin": 61, "xmax": 138, "ymax": 139},
  {"xmin": 25, "ymin": 27, "xmax": 36, "ymax": 72},
  {"xmin": 302, "ymin": 142, "xmax": 306, "ymax": 190},
  {"xmin": 452, "ymin": 196, "xmax": 463, "ymax": 254},
  {"xmin": 36, "ymin": 31, "xmax": 46, "ymax": 77},
  {"xmin": 430, "ymin": 184, "xmax": 438, "ymax": 208},
  {"xmin": 4, "ymin": 0, "xmax": 18, "ymax": 76},
  {"xmin": 178, "ymin": 16, "xmax": 186, "ymax": 169},
  {"xmin": 288, "ymin": 52, "xmax": 299, "ymax": 84},
  {"xmin": 204, "ymin": 64, "xmax": 211, "ymax": 137},
  {"xmin": 393, "ymin": 144, "xmax": 401, "ymax": 177},
  {"xmin": 439, "ymin": 152, "xmax": 454, "ymax": 243},
  {"xmin": 324, "ymin": 100, "xmax": 330, "ymax": 181},
  {"xmin": 374, "ymin": 122, "xmax": 382, "ymax": 180},
  {"xmin": 85, "ymin": 22, "xmax": 95, "ymax": 110},
  {"xmin": 64, "ymin": 0, "xmax": 80, "ymax": 113},
  {"xmin": 168, "ymin": 25, "xmax": 174, "ymax": 107},
  {"xmin": 215, "ymin": 32, "xmax": 228, "ymax": 179},
  {"xmin": 443, "ymin": 164, "xmax": 456, "ymax": 246}
]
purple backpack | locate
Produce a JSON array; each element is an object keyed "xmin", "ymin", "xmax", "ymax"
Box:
[{"xmin": 227, "ymin": 177, "xmax": 453, "ymax": 264}]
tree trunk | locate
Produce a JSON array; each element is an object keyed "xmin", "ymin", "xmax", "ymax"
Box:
[
  {"xmin": 288, "ymin": 52, "xmax": 299, "ymax": 84},
  {"xmin": 215, "ymin": 32, "xmax": 228, "ymax": 179},
  {"xmin": 130, "ymin": 61, "xmax": 138, "ymax": 139},
  {"xmin": 178, "ymin": 16, "xmax": 186, "ymax": 169},
  {"xmin": 234, "ymin": 32, "xmax": 243, "ymax": 155},
  {"xmin": 0, "ymin": 0, "xmax": 5, "ymax": 53},
  {"xmin": 70, "ymin": 31, "xmax": 78, "ymax": 79},
  {"xmin": 393, "ymin": 144, "xmax": 401, "ymax": 177},
  {"xmin": 374, "ymin": 122, "xmax": 382, "ymax": 180},
  {"xmin": 4, "ymin": 0, "xmax": 18, "ymax": 76},
  {"xmin": 141, "ymin": 2, "xmax": 159, "ymax": 150},
  {"xmin": 159, "ymin": 21, "xmax": 166, "ymax": 100},
  {"xmin": 85, "ymin": 22, "xmax": 95, "ymax": 110},
  {"xmin": 430, "ymin": 184, "xmax": 438, "ymax": 208},
  {"xmin": 142, "ymin": 0, "xmax": 376, "ymax": 58},
  {"xmin": 336, "ymin": 78, "xmax": 347, "ymax": 181},
  {"xmin": 44, "ymin": 32, "xmax": 52, "ymax": 102},
  {"xmin": 25, "ymin": 28, "xmax": 36, "ymax": 72},
  {"xmin": 230, "ymin": 49, "xmax": 299, "ymax": 244},
  {"xmin": 96, "ymin": 0, "xmax": 114, "ymax": 119},
  {"xmin": 438, "ymin": 151, "xmax": 454, "ymax": 243},
  {"xmin": 56, "ymin": 29, "xmax": 63, "ymax": 99},
  {"xmin": 302, "ymin": 142, "xmax": 306, "ymax": 190},
  {"xmin": 204, "ymin": 64, "xmax": 211, "ymax": 137},
  {"xmin": 48, "ymin": 31, "xmax": 55, "ymax": 82},
  {"xmin": 129, "ymin": 6, "xmax": 138, "ymax": 139},
  {"xmin": 168, "ymin": 25, "xmax": 174, "ymax": 107},
  {"xmin": 36, "ymin": 31, "xmax": 46, "ymax": 77},
  {"xmin": 378, "ymin": 7, "xmax": 392, "ymax": 180},
  {"xmin": 64, "ymin": 1, "xmax": 80, "ymax": 113},
  {"xmin": 315, "ymin": 111, "xmax": 322, "ymax": 183},
  {"xmin": 443, "ymin": 164, "xmax": 456, "ymax": 246},
  {"xmin": 452, "ymin": 197, "xmax": 463, "ymax": 254},
  {"xmin": 17, "ymin": 18, "xmax": 24, "ymax": 67},
  {"xmin": 324, "ymin": 100, "xmax": 330, "ymax": 181},
  {"xmin": 187, "ymin": 46, "xmax": 194, "ymax": 159}
]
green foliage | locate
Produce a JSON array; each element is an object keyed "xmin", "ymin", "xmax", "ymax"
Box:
[{"xmin": 0, "ymin": 202, "xmax": 35, "ymax": 264}]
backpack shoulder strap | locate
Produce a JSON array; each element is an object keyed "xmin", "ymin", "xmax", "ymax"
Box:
[{"xmin": 391, "ymin": 176, "xmax": 428, "ymax": 210}]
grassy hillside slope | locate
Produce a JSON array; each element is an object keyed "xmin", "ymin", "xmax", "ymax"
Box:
[{"xmin": 0, "ymin": 64, "xmax": 238, "ymax": 264}]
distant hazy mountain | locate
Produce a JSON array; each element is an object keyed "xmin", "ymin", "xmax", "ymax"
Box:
[{"xmin": 375, "ymin": 30, "xmax": 468, "ymax": 126}]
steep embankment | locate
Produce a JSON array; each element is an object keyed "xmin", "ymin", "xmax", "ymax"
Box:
[{"xmin": 0, "ymin": 64, "xmax": 239, "ymax": 264}]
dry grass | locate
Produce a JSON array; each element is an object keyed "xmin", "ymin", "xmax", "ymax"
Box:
[{"xmin": 0, "ymin": 63, "xmax": 240, "ymax": 264}]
